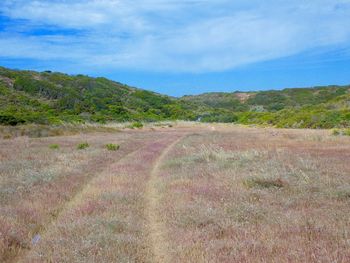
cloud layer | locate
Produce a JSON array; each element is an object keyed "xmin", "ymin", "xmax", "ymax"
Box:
[{"xmin": 1, "ymin": 0, "xmax": 350, "ymax": 72}]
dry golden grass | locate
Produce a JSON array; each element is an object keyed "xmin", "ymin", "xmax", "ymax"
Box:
[
  {"xmin": 0, "ymin": 123, "xmax": 121, "ymax": 139},
  {"xmin": 0, "ymin": 124, "xmax": 349, "ymax": 262},
  {"xmin": 159, "ymin": 127, "xmax": 350, "ymax": 262}
]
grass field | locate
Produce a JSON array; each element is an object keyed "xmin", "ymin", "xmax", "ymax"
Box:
[{"xmin": 1, "ymin": 123, "xmax": 350, "ymax": 262}]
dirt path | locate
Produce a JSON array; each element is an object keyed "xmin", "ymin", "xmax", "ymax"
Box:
[
  {"xmin": 145, "ymin": 135, "xmax": 186, "ymax": 263},
  {"xmin": 15, "ymin": 145, "xmax": 145, "ymax": 263},
  {"xmin": 16, "ymin": 132, "xmax": 189, "ymax": 262}
]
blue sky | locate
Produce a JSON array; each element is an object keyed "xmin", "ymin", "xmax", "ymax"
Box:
[{"xmin": 0, "ymin": 0, "xmax": 350, "ymax": 96}]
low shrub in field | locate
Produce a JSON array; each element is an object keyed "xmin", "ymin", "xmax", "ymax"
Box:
[
  {"xmin": 49, "ymin": 144, "xmax": 59, "ymax": 150},
  {"xmin": 105, "ymin": 143, "xmax": 120, "ymax": 151},
  {"xmin": 77, "ymin": 142, "xmax": 89, "ymax": 150},
  {"xmin": 332, "ymin": 128, "xmax": 350, "ymax": 136},
  {"xmin": 199, "ymin": 112, "xmax": 239, "ymax": 123},
  {"xmin": 243, "ymin": 177, "xmax": 285, "ymax": 189},
  {"xmin": 2, "ymin": 134, "xmax": 11, "ymax": 139},
  {"xmin": 334, "ymin": 187, "xmax": 350, "ymax": 200},
  {"xmin": 332, "ymin": 129, "xmax": 341, "ymax": 136},
  {"xmin": 128, "ymin": 122, "xmax": 143, "ymax": 129},
  {"xmin": 336, "ymin": 191, "xmax": 350, "ymax": 200},
  {"xmin": 0, "ymin": 114, "xmax": 25, "ymax": 126},
  {"xmin": 0, "ymin": 124, "xmax": 120, "ymax": 139}
]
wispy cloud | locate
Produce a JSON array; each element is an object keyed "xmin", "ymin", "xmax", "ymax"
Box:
[{"xmin": 0, "ymin": 0, "xmax": 350, "ymax": 72}]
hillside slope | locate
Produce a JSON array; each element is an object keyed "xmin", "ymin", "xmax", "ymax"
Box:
[
  {"xmin": 0, "ymin": 66, "xmax": 349, "ymax": 128},
  {"xmin": 182, "ymin": 86, "xmax": 350, "ymax": 112},
  {"xmin": 182, "ymin": 86, "xmax": 350, "ymax": 128},
  {"xmin": 0, "ymin": 67, "xmax": 197, "ymax": 124}
]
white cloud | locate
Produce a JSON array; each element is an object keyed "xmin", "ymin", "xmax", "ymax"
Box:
[{"xmin": 0, "ymin": 0, "xmax": 350, "ymax": 72}]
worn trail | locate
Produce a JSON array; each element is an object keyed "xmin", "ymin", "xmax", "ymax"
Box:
[
  {"xmin": 17, "ymin": 132, "xmax": 188, "ymax": 263},
  {"xmin": 145, "ymin": 135, "xmax": 186, "ymax": 263},
  {"xmin": 15, "ymin": 145, "xmax": 144, "ymax": 263}
]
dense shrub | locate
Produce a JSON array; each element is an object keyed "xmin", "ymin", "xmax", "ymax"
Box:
[
  {"xmin": 199, "ymin": 112, "xmax": 239, "ymax": 123},
  {"xmin": 0, "ymin": 114, "xmax": 25, "ymax": 126},
  {"xmin": 77, "ymin": 142, "xmax": 89, "ymax": 150},
  {"xmin": 49, "ymin": 144, "xmax": 60, "ymax": 150},
  {"xmin": 105, "ymin": 143, "xmax": 120, "ymax": 151}
]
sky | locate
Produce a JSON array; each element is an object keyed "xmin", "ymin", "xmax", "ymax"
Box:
[{"xmin": 0, "ymin": 0, "xmax": 350, "ymax": 96}]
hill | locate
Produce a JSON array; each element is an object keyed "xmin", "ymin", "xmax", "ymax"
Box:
[
  {"xmin": 0, "ymin": 66, "xmax": 349, "ymax": 128},
  {"xmin": 0, "ymin": 67, "xmax": 198, "ymax": 125},
  {"xmin": 182, "ymin": 86, "xmax": 350, "ymax": 111},
  {"xmin": 182, "ymin": 86, "xmax": 350, "ymax": 128}
]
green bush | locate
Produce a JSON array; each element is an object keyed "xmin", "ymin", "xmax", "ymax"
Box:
[
  {"xmin": 128, "ymin": 122, "xmax": 143, "ymax": 129},
  {"xmin": 200, "ymin": 112, "xmax": 239, "ymax": 123},
  {"xmin": 333, "ymin": 128, "xmax": 350, "ymax": 136},
  {"xmin": 0, "ymin": 114, "xmax": 25, "ymax": 126},
  {"xmin": 105, "ymin": 143, "xmax": 120, "ymax": 151},
  {"xmin": 49, "ymin": 144, "xmax": 60, "ymax": 150},
  {"xmin": 77, "ymin": 142, "xmax": 89, "ymax": 150},
  {"xmin": 332, "ymin": 129, "xmax": 341, "ymax": 136}
]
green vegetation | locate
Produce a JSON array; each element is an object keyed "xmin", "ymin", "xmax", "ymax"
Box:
[
  {"xmin": 105, "ymin": 143, "xmax": 120, "ymax": 151},
  {"xmin": 335, "ymin": 187, "xmax": 350, "ymax": 200},
  {"xmin": 332, "ymin": 128, "xmax": 350, "ymax": 136},
  {"xmin": 128, "ymin": 121, "xmax": 143, "ymax": 129},
  {"xmin": 77, "ymin": 142, "xmax": 90, "ymax": 150},
  {"xmin": 0, "ymin": 66, "xmax": 349, "ymax": 129},
  {"xmin": 0, "ymin": 114, "xmax": 25, "ymax": 126},
  {"xmin": 49, "ymin": 144, "xmax": 60, "ymax": 150},
  {"xmin": 0, "ymin": 66, "xmax": 196, "ymax": 125},
  {"xmin": 186, "ymin": 87, "xmax": 350, "ymax": 128},
  {"xmin": 0, "ymin": 123, "xmax": 119, "ymax": 138},
  {"xmin": 243, "ymin": 177, "xmax": 286, "ymax": 189}
]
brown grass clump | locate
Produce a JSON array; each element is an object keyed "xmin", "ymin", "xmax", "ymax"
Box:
[
  {"xmin": 243, "ymin": 177, "xmax": 286, "ymax": 189},
  {"xmin": 0, "ymin": 123, "xmax": 120, "ymax": 138}
]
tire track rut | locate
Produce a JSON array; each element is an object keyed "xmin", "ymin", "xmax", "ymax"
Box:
[
  {"xmin": 15, "ymin": 142, "xmax": 147, "ymax": 263},
  {"xmin": 17, "ymin": 133, "xmax": 188, "ymax": 263},
  {"xmin": 145, "ymin": 135, "xmax": 186, "ymax": 263}
]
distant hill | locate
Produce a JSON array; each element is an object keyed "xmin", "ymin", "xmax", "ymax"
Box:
[
  {"xmin": 0, "ymin": 67, "xmax": 198, "ymax": 125},
  {"xmin": 0, "ymin": 66, "xmax": 349, "ymax": 128},
  {"xmin": 182, "ymin": 86, "xmax": 350, "ymax": 128},
  {"xmin": 182, "ymin": 86, "xmax": 350, "ymax": 111}
]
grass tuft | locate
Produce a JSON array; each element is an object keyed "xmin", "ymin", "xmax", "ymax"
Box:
[
  {"xmin": 243, "ymin": 177, "xmax": 286, "ymax": 189},
  {"xmin": 332, "ymin": 128, "xmax": 350, "ymax": 136},
  {"xmin": 128, "ymin": 122, "xmax": 143, "ymax": 129},
  {"xmin": 3, "ymin": 134, "xmax": 12, "ymax": 140},
  {"xmin": 332, "ymin": 129, "xmax": 340, "ymax": 136},
  {"xmin": 49, "ymin": 144, "xmax": 59, "ymax": 150},
  {"xmin": 77, "ymin": 142, "xmax": 90, "ymax": 150},
  {"xmin": 334, "ymin": 187, "xmax": 350, "ymax": 200},
  {"xmin": 105, "ymin": 143, "xmax": 120, "ymax": 151}
]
